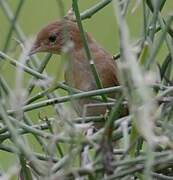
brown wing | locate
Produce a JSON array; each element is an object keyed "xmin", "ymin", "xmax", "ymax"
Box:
[{"xmin": 92, "ymin": 45, "xmax": 119, "ymax": 88}]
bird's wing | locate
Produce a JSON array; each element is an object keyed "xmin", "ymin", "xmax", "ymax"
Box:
[{"xmin": 93, "ymin": 46, "xmax": 119, "ymax": 87}]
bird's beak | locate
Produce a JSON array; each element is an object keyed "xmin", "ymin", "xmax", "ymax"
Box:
[{"xmin": 29, "ymin": 43, "xmax": 41, "ymax": 56}]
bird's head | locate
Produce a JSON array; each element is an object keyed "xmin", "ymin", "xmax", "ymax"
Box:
[{"xmin": 30, "ymin": 20, "xmax": 91, "ymax": 55}]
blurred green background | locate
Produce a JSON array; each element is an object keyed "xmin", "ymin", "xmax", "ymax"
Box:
[{"xmin": 0, "ymin": 0, "xmax": 172, "ymax": 172}]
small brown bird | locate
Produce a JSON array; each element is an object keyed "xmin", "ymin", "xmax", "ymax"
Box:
[{"xmin": 30, "ymin": 19, "xmax": 120, "ymax": 117}]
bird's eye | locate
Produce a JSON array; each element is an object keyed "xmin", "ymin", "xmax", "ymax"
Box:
[{"xmin": 48, "ymin": 34, "xmax": 56, "ymax": 43}]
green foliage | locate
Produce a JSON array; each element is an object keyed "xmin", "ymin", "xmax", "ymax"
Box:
[{"xmin": 0, "ymin": 0, "xmax": 173, "ymax": 179}]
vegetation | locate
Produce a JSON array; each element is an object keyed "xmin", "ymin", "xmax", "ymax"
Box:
[{"xmin": 0, "ymin": 0, "xmax": 173, "ymax": 179}]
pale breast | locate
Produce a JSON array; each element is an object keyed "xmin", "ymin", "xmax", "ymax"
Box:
[{"xmin": 64, "ymin": 42, "xmax": 120, "ymax": 117}]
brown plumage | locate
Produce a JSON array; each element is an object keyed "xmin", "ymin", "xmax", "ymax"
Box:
[{"xmin": 30, "ymin": 19, "xmax": 120, "ymax": 116}]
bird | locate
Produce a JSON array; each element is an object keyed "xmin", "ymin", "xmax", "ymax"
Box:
[{"xmin": 30, "ymin": 19, "xmax": 121, "ymax": 118}]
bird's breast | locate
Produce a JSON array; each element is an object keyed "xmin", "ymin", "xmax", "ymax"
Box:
[{"xmin": 64, "ymin": 54, "xmax": 96, "ymax": 91}]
